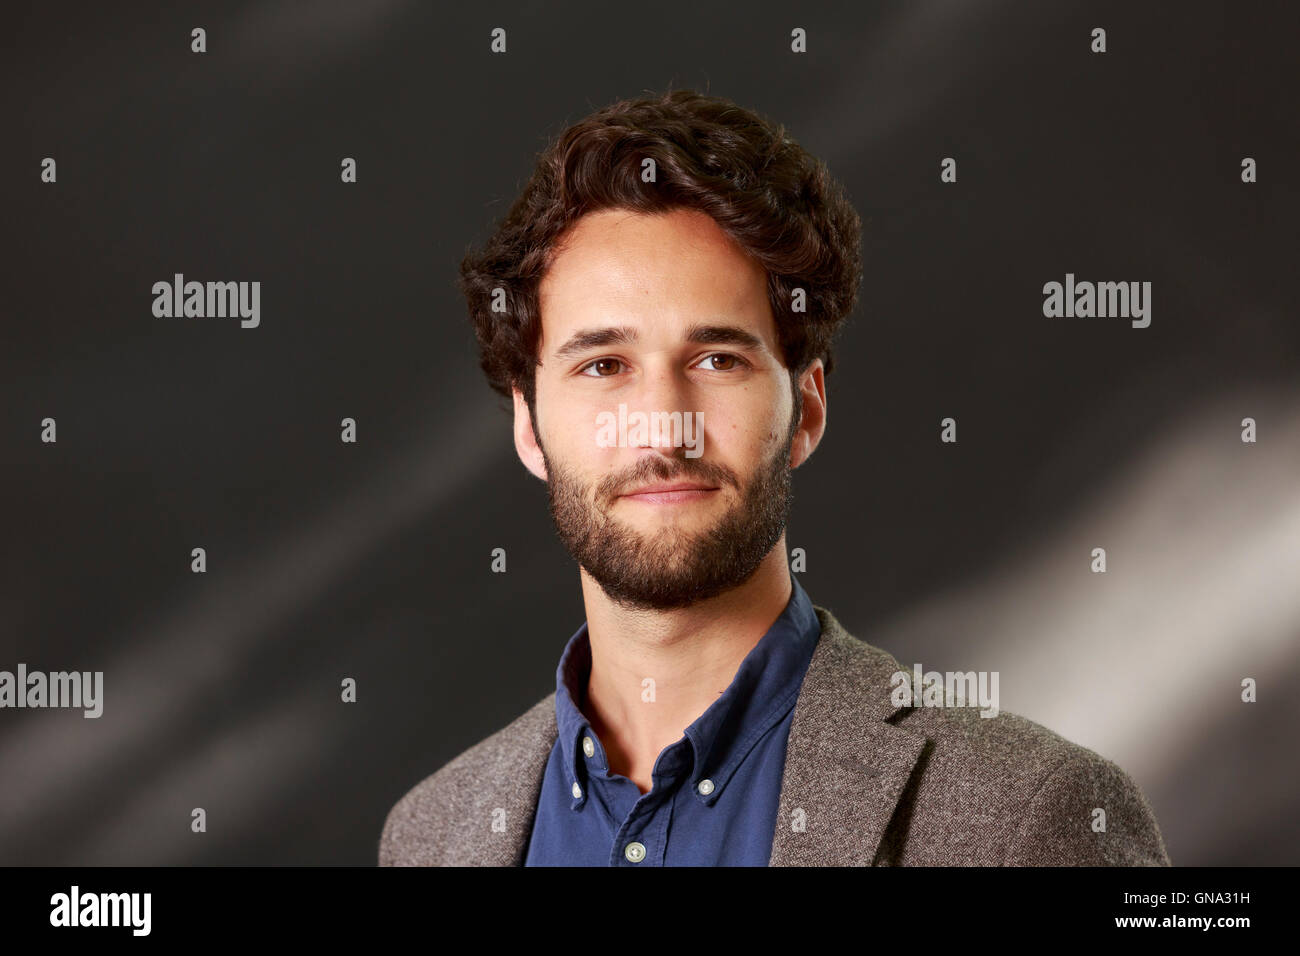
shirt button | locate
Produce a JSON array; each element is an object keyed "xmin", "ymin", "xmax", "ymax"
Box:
[
  {"xmin": 582, "ymin": 736, "xmax": 595, "ymax": 758},
  {"xmin": 624, "ymin": 841, "xmax": 647, "ymax": 863},
  {"xmin": 571, "ymin": 781, "xmax": 582, "ymax": 799},
  {"xmin": 697, "ymin": 778, "xmax": 715, "ymax": 796}
]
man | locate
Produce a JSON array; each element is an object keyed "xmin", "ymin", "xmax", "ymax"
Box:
[{"xmin": 379, "ymin": 89, "xmax": 1170, "ymax": 866}]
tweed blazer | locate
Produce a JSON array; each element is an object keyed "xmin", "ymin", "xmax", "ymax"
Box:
[{"xmin": 379, "ymin": 605, "xmax": 1171, "ymax": 866}]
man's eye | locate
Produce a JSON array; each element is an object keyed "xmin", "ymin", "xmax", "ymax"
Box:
[
  {"xmin": 578, "ymin": 358, "xmax": 623, "ymax": 377},
  {"xmin": 694, "ymin": 353, "xmax": 745, "ymax": 371}
]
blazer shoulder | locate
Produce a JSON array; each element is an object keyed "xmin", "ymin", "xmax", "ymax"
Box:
[
  {"xmin": 896, "ymin": 693, "xmax": 1171, "ymax": 865},
  {"xmin": 814, "ymin": 607, "xmax": 1169, "ymax": 865},
  {"xmin": 378, "ymin": 692, "xmax": 556, "ymax": 866},
  {"xmin": 1000, "ymin": 729, "xmax": 1170, "ymax": 865}
]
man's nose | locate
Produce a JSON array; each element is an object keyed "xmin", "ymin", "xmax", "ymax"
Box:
[{"xmin": 628, "ymin": 362, "xmax": 694, "ymax": 454}]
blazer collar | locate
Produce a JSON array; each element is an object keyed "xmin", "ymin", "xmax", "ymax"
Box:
[{"xmin": 484, "ymin": 604, "xmax": 924, "ymax": 866}]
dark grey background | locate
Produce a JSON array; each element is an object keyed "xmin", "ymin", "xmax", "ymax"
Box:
[{"xmin": 3, "ymin": 0, "xmax": 1297, "ymax": 865}]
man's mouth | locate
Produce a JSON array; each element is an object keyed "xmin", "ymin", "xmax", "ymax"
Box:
[{"xmin": 617, "ymin": 481, "xmax": 720, "ymax": 504}]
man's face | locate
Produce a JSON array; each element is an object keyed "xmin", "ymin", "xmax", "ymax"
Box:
[{"xmin": 515, "ymin": 206, "xmax": 817, "ymax": 611}]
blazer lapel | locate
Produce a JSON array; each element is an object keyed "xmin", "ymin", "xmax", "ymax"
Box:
[
  {"xmin": 470, "ymin": 694, "xmax": 557, "ymax": 866},
  {"xmin": 768, "ymin": 606, "xmax": 927, "ymax": 866}
]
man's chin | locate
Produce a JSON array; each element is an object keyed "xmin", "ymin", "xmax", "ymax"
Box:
[
  {"xmin": 570, "ymin": 517, "xmax": 781, "ymax": 609},
  {"xmin": 605, "ymin": 497, "xmax": 727, "ymax": 534},
  {"xmin": 608, "ymin": 517, "xmax": 716, "ymax": 544}
]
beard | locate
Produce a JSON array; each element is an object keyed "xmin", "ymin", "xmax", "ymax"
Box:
[{"xmin": 538, "ymin": 407, "xmax": 799, "ymax": 611}]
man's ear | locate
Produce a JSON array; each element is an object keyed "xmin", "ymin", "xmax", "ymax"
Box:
[
  {"xmin": 789, "ymin": 358, "xmax": 826, "ymax": 470},
  {"xmin": 513, "ymin": 386, "xmax": 549, "ymax": 481}
]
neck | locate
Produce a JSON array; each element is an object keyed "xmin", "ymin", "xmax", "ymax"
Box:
[{"xmin": 577, "ymin": 537, "xmax": 793, "ymax": 794}]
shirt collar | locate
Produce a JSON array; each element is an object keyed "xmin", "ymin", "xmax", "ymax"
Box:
[{"xmin": 552, "ymin": 572, "xmax": 822, "ymax": 809}]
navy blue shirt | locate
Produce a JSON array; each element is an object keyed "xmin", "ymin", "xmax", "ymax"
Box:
[{"xmin": 523, "ymin": 573, "xmax": 822, "ymax": 866}]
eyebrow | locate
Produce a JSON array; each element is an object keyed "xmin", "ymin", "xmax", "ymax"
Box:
[{"xmin": 551, "ymin": 324, "xmax": 767, "ymax": 362}]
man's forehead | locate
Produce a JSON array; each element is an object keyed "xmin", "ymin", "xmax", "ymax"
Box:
[
  {"xmin": 541, "ymin": 208, "xmax": 765, "ymax": 297},
  {"xmin": 537, "ymin": 209, "xmax": 776, "ymax": 357}
]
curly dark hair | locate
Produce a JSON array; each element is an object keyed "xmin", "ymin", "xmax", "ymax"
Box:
[{"xmin": 458, "ymin": 88, "xmax": 863, "ymax": 414}]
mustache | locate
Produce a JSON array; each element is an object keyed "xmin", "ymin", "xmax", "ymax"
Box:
[{"xmin": 597, "ymin": 456, "xmax": 739, "ymax": 501}]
